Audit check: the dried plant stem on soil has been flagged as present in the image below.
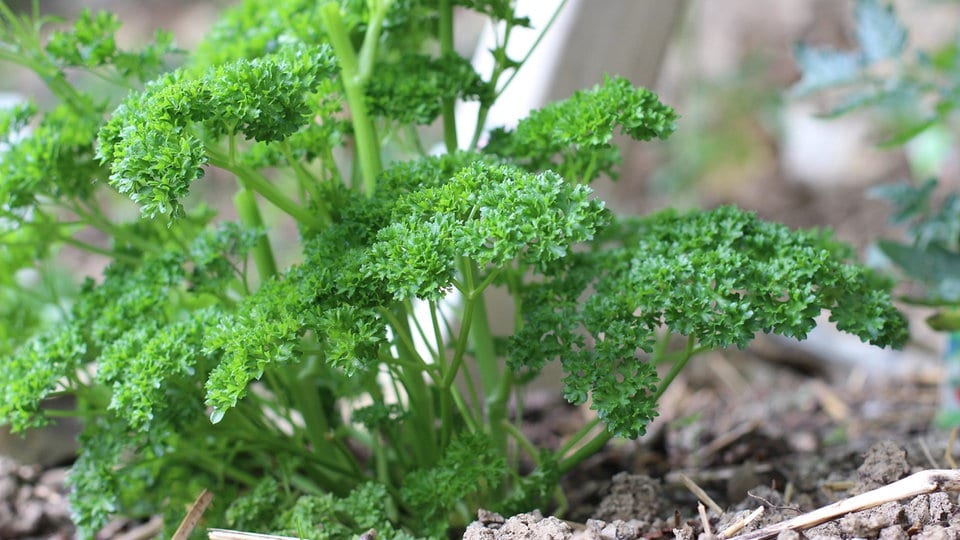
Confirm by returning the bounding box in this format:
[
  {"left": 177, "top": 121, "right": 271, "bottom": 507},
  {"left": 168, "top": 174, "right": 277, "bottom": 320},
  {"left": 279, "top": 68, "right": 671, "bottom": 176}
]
[
  {"left": 730, "top": 469, "right": 960, "bottom": 540},
  {"left": 208, "top": 529, "right": 300, "bottom": 539},
  {"left": 722, "top": 506, "right": 765, "bottom": 538},
  {"left": 680, "top": 472, "right": 724, "bottom": 516},
  {"left": 173, "top": 489, "right": 213, "bottom": 540}
]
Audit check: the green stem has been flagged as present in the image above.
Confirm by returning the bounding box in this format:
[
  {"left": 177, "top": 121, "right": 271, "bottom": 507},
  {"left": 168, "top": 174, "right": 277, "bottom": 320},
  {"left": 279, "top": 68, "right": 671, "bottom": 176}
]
[
  {"left": 500, "top": 419, "right": 539, "bottom": 465},
  {"left": 55, "top": 235, "right": 133, "bottom": 262},
  {"left": 62, "top": 200, "right": 154, "bottom": 253},
  {"left": 652, "top": 335, "right": 696, "bottom": 403},
  {"left": 468, "top": 0, "right": 569, "bottom": 150},
  {"left": 234, "top": 188, "right": 278, "bottom": 281},
  {"left": 438, "top": 0, "right": 458, "bottom": 152},
  {"left": 557, "top": 421, "right": 611, "bottom": 474},
  {"left": 279, "top": 142, "right": 332, "bottom": 225},
  {"left": 207, "top": 146, "right": 325, "bottom": 230},
  {"left": 357, "top": 0, "right": 392, "bottom": 81},
  {"left": 320, "top": 3, "right": 382, "bottom": 195},
  {"left": 378, "top": 308, "right": 442, "bottom": 380},
  {"left": 387, "top": 303, "right": 440, "bottom": 464},
  {"left": 289, "top": 372, "right": 362, "bottom": 474},
  {"left": 441, "top": 290, "right": 476, "bottom": 389},
  {"left": 493, "top": 0, "right": 569, "bottom": 100},
  {"left": 460, "top": 262, "right": 506, "bottom": 444}
]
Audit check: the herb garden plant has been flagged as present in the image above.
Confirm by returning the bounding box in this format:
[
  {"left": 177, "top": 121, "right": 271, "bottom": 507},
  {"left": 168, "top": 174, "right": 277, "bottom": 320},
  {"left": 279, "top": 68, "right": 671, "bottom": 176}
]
[{"left": 0, "top": 1, "right": 909, "bottom": 537}]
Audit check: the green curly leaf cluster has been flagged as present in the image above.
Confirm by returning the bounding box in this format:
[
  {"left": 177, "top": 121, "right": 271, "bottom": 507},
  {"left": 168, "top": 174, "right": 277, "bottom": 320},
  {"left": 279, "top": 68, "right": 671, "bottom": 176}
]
[
  {"left": 97, "top": 43, "right": 337, "bottom": 218},
  {"left": 191, "top": 0, "right": 329, "bottom": 66},
  {"left": 202, "top": 156, "right": 607, "bottom": 424},
  {"left": 193, "top": 0, "right": 525, "bottom": 69},
  {"left": 0, "top": 325, "right": 86, "bottom": 431},
  {"left": 0, "top": 99, "right": 103, "bottom": 210},
  {"left": 511, "top": 206, "right": 908, "bottom": 437},
  {"left": 366, "top": 160, "right": 607, "bottom": 300},
  {"left": 367, "top": 53, "right": 492, "bottom": 125},
  {"left": 271, "top": 482, "right": 414, "bottom": 540},
  {"left": 401, "top": 432, "right": 506, "bottom": 534},
  {"left": 203, "top": 272, "right": 325, "bottom": 421},
  {"left": 45, "top": 8, "right": 176, "bottom": 81},
  {"left": 240, "top": 78, "right": 347, "bottom": 169},
  {"left": 485, "top": 75, "right": 678, "bottom": 182}
]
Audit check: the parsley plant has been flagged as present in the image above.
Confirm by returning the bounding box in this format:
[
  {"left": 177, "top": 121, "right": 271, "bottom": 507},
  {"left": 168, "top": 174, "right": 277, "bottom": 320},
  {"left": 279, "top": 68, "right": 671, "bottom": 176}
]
[{"left": 0, "top": 1, "right": 907, "bottom": 537}]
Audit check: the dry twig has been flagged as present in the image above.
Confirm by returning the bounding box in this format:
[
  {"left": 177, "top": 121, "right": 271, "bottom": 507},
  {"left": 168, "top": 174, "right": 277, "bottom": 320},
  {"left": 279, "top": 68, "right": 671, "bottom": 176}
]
[
  {"left": 679, "top": 472, "right": 724, "bottom": 516},
  {"left": 173, "top": 489, "right": 213, "bottom": 540},
  {"left": 114, "top": 516, "right": 164, "bottom": 540},
  {"left": 208, "top": 529, "right": 301, "bottom": 540},
  {"left": 720, "top": 506, "right": 764, "bottom": 538},
  {"left": 697, "top": 419, "right": 761, "bottom": 461},
  {"left": 918, "top": 437, "right": 940, "bottom": 469},
  {"left": 728, "top": 469, "right": 960, "bottom": 540},
  {"left": 946, "top": 428, "right": 958, "bottom": 469},
  {"left": 698, "top": 502, "right": 713, "bottom": 536}
]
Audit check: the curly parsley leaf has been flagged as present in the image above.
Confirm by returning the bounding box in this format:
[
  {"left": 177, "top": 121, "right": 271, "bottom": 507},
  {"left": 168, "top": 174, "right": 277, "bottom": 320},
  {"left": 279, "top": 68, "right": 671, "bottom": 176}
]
[
  {"left": 270, "top": 482, "right": 414, "bottom": 540},
  {"left": 364, "top": 160, "right": 607, "bottom": 300},
  {"left": 485, "top": 75, "right": 677, "bottom": 183},
  {"left": 367, "top": 53, "right": 492, "bottom": 125},
  {"left": 45, "top": 8, "right": 176, "bottom": 82},
  {"left": 0, "top": 99, "right": 103, "bottom": 210},
  {"left": 512, "top": 206, "right": 908, "bottom": 437},
  {"left": 401, "top": 432, "right": 506, "bottom": 534},
  {"left": 97, "top": 43, "right": 337, "bottom": 219}
]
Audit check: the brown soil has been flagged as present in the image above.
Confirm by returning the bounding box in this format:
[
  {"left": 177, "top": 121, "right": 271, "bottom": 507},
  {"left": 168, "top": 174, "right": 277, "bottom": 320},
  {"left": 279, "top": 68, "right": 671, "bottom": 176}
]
[{"left": 464, "top": 349, "right": 955, "bottom": 540}]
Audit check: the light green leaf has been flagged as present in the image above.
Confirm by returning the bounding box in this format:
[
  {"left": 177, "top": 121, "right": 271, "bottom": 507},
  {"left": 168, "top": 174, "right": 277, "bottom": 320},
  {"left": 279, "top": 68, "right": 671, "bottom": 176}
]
[
  {"left": 792, "top": 43, "right": 861, "bottom": 95},
  {"left": 856, "top": 0, "right": 907, "bottom": 63}
]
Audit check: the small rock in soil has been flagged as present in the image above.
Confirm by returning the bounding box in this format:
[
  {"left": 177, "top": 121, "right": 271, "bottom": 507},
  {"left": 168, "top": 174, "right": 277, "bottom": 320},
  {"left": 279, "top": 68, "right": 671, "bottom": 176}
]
[{"left": 854, "top": 440, "right": 909, "bottom": 494}]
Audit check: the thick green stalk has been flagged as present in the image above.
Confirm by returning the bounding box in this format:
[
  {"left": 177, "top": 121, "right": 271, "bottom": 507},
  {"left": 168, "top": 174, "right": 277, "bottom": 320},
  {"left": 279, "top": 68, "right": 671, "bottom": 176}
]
[
  {"left": 279, "top": 142, "right": 332, "bottom": 224},
  {"left": 458, "top": 260, "right": 506, "bottom": 449},
  {"left": 385, "top": 304, "right": 442, "bottom": 464},
  {"left": 233, "top": 188, "right": 278, "bottom": 281},
  {"left": 320, "top": 3, "right": 382, "bottom": 195},
  {"left": 438, "top": 0, "right": 458, "bottom": 152}
]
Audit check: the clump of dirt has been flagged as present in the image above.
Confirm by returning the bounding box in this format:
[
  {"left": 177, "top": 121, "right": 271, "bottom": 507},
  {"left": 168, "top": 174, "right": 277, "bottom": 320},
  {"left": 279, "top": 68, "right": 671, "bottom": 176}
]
[
  {"left": 852, "top": 440, "right": 910, "bottom": 495},
  {"left": 592, "top": 473, "right": 663, "bottom": 523},
  {"left": 463, "top": 510, "right": 572, "bottom": 540}
]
